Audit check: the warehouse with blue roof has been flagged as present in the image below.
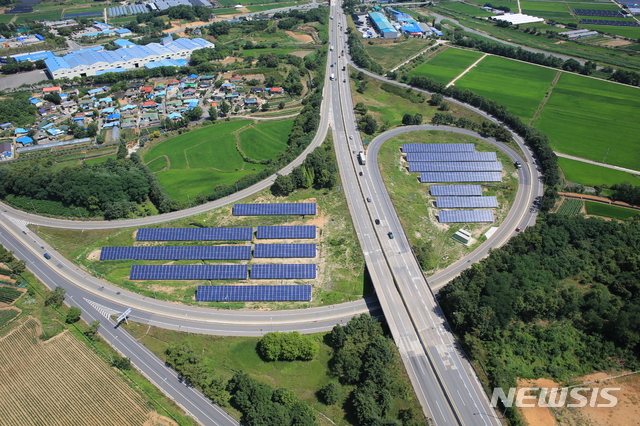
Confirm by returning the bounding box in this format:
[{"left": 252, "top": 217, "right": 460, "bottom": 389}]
[
  {"left": 368, "top": 12, "right": 398, "bottom": 38},
  {"left": 45, "top": 37, "right": 214, "bottom": 79}
]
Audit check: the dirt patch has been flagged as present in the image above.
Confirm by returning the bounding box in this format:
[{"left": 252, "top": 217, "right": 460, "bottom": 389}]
[
  {"left": 286, "top": 30, "right": 314, "bottom": 43},
  {"left": 241, "top": 73, "right": 265, "bottom": 82},
  {"left": 0, "top": 274, "right": 16, "bottom": 285},
  {"left": 166, "top": 20, "right": 208, "bottom": 33},
  {"left": 220, "top": 56, "right": 243, "bottom": 65},
  {"left": 289, "top": 50, "right": 313, "bottom": 58},
  {"left": 554, "top": 41, "right": 567, "bottom": 44},
  {"left": 87, "top": 249, "right": 101, "bottom": 261},
  {"left": 517, "top": 378, "right": 561, "bottom": 426},
  {"left": 143, "top": 412, "right": 179, "bottom": 426},
  {"left": 600, "top": 38, "right": 632, "bottom": 47}
]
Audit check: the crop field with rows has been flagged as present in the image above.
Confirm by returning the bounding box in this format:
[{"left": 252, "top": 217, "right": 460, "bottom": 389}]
[
  {"left": 556, "top": 198, "right": 584, "bottom": 216},
  {"left": 0, "top": 318, "right": 153, "bottom": 426},
  {"left": 0, "top": 286, "right": 22, "bottom": 304}
]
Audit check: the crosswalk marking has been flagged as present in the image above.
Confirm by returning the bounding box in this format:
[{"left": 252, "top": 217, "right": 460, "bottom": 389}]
[{"left": 6, "top": 215, "right": 31, "bottom": 231}]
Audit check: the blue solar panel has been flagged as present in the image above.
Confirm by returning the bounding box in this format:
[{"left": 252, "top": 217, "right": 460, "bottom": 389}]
[
  {"left": 402, "top": 143, "right": 475, "bottom": 153},
  {"left": 256, "top": 226, "right": 316, "bottom": 239},
  {"left": 420, "top": 172, "right": 502, "bottom": 183},
  {"left": 196, "top": 285, "right": 312, "bottom": 302},
  {"left": 130, "top": 265, "right": 248, "bottom": 280},
  {"left": 409, "top": 162, "right": 502, "bottom": 172},
  {"left": 254, "top": 244, "right": 316, "bottom": 258},
  {"left": 136, "top": 227, "right": 253, "bottom": 241},
  {"left": 100, "top": 246, "right": 251, "bottom": 260},
  {"left": 251, "top": 264, "right": 316, "bottom": 279},
  {"left": 436, "top": 196, "right": 498, "bottom": 208},
  {"left": 405, "top": 152, "right": 497, "bottom": 162},
  {"left": 430, "top": 185, "right": 483, "bottom": 196},
  {"left": 233, "top": 203, "right": 316, "bottom": 216},
  {"left": 439, "top": 210, "right": 494, "bottom": 223}
]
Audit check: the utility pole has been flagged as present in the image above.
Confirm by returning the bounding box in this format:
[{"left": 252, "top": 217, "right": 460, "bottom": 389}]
[
  {"left": 29, "top": 200, "right": 37, "bottom": 214},
  {"left": 602, "top": 147, "right": 610, "bottom": 164}
]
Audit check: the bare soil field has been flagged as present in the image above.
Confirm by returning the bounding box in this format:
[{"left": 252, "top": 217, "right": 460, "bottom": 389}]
[
  {"left": 286, "top": 30, "right": 313, "bottom": 43},
  {"left": 517, "top": 372, "right": 640, "bottom": 426},
  {"left": 0, "top": 317, "right": 168, "bottom": 426}
]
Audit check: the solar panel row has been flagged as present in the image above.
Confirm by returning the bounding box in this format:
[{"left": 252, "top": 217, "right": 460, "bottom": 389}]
[
  {"left": 405, "top": 152, "right": 497, "bottom": 162},
  {"left": 580, "top": 19, "right": 640, "bottom": 26},
  {"left": 436, "top": 196, "right": 499, "bottom": 208},
  {"left": 256, "top": 225, "right": 317, "bottom": 239},
  {"left": 408, "top": 161, "right": 502, "bottom": 172},
  {"left": 137, "top": 227, "right": 253, "bottom": 241},
  {"left": 430, "top": 185, "right": 483, "bottom": 196},
  {"left": 420, "top": 172, "right": 502, "bottom": 183},
  {"left": 101, "top": 246, "right": 251, "bottom": 260},
  {"left": 130, "top": 265, "right": 248, "bottom": 280},
  {"left": 233, "top": 203, "right": 317, "bottom": 216},
  {"left": 196, "top": 285, "right": 312, "bottom": 302},
  {"left": 253, "top": 244, "right": 317, "bottom": 258},
  {"left": 402, "top": 143, "right": 476, "bottom": 153},
  {"left": 251, "top": 264, "right": 316, "bottom": 279},
  {"left": 439, "top": 210, "right": 495, "bottom": 223},
  {"left": 573, "top": 9, "right": 625, "bottom": 17}
]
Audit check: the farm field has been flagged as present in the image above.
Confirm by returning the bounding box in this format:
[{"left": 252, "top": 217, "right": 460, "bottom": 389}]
[
  {"left": 364, "top": 38, "right": 434, "bottom": 70},
  {"left": 454, "top": 55, "right": 557, "bottom": 121},
  {"left": 142, "top": 120, "right": 292, "bottom": 202},
  {"left": 535, "top": 73, "right": 640, "bottom": 170},
  {"left": 521, "top": 1, "right": 573, "bottom": 19},
  {"left": 408, "top": 47, "right": 484, "bottom": 85},
  {"left": 580, "top": 24, "right": 640, "bottom": 39},
  {"left": 0, "top": 318, "right": 155, "bottom": 426},
  {"left": 557, "top": 157, "right": 640, "bottom": 188},
  {"left": 556, "top": 198, "right": 583, "bottom": 216},
  {"left": 438, "top": 1, "right": 494, "bottom": 17},
  {"left": 0, "top": 287, "right": 22, "bottom": 304},
  {"left": 585, "top": 201, "right": 640, "bottom": 220}
]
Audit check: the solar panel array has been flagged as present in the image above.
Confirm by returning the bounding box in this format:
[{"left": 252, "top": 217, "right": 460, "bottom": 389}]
[
  {"left": 405, "top": 152, "right": 497, "bottom": 162},
  {"left": 130, "top": 265, "right": 248, "bottom": 280},
  {"left": 580, "top": 19, "right": 640, "bottom": 26},
  {"left": 251, "top": 264, "right": 316, "bottom": 279},
  {"left": 439, "top": 210, "right": 495, "bottom": 223},
  {"left": 233, "top": 203, "right": 317, "bottom": 216},
  {"left": 100, "top": 246, "right": 251, "bottom": 261},
  {"left": 420, "top": 172, "right": 502, "bottom": 183},
  {"left": 409, "top": 162, "right": 502, "bottom": 172},
  {"left": 254, "top": 244, "right": 317, "bottom": 258},
  {"left": 402, "top": 143, "right": 476, "bottom": 153},
  {"left": 137, "top": 227, "right": 253, "bottom": 241},
  {"left": 436, "top": 196, "right": 499, "bottom": 208},
  {"left": 574, "top": 9, "right": 625, "bottom": 17},
  {"left": 257, "top": 226, "right": 316, "bottom": 239},
  {"left": 196, "top": 285, "right": 312, "bottom": 302},
  {"left": 430, "top": 185, "right": 483, "bottom": 196}
]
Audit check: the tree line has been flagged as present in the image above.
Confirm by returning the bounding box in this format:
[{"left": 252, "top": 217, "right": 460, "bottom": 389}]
[{"left": 438, "top": 214, "right": 640, "bottom": 425}]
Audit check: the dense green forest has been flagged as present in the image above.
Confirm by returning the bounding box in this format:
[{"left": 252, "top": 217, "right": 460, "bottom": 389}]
[
  {"left": 439, "top": 214, "right": 640, "bottom": 423},
  {"left": 0, "top": 151, "right": 173, "bottom": 219}
]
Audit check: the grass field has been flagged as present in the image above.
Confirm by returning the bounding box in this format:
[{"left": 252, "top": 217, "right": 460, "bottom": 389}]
[
  {"left": 142, "top": 120, "right": 291, "bottom": 202},
  {"left": 408, "top": 47, "right": 484, "bottom": 85},
  {"left": 364, "top": 38, "right": 434, "bottom": 70},
  {"left": 558, "top": 157, "right": 640, "bottom": 188},
  {"left": 439, "top": 1, "right": 494, "bottom": 17},
  {"left": 580, "top": 24, "right": 640, "bottom": 39},
  {"left": 535, "top": 73, "right": 640, "bottom": 170},
  {"left": 585, "top": 201, "right": 640, "bottom": 220},
  {"left": 239, "top": 121, "right": 292, "bottom": 162},
  {"left": 378, "top": 130, "right": 518, "bottom": 273},
  {"left": 0, "top": 318, "right": 154, "bottom": 425},
  {"left": 0, "top": 309, "right": 19, "bottom": 329},
  {"left": 83, "top": 154, "right": 115, "bottom": 165},
  {"left": 246, "top": 2, "right": 301, "bottom": 12},
  {"left": 454, "top": 55, "right": 557, "bottom": 120}
]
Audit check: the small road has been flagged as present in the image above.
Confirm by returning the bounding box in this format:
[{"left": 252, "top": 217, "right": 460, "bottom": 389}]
[{"left": 554, "top": 151, "right": 640, "bottom": 175}]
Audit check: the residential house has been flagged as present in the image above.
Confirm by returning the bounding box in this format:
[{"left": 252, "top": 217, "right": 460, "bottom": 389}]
[
  {"left": 0, "top": 142, "right": 12, "bottom": 158},
  {"left": 142, "top": 101, "right": 158, "bottom": 109},
  {"left": 221, "top": 83, "right": 235, "bottom": 91},
  {"left": 229, "top": 77, "right": 243, "bottom": 84},
  {"left": 250, "top": 87, "right": 265, "bottom": 94},
  {"left": 14, "top": 128, "right": 28, "bottom": 136},
  {"left": 167, "top": 112, "right": 182, "bottom": 120},
  {"left": 33, "top": 130, "right": 48, "bottom": 141},
  {"left": 16, "top": 136, "right": 34, "bottom": 145},
  {"left": 129, "top": 82, "right": 144, "bottom": 90},
  {"left": 0, "top": 123, "right": 13, "bottom": 131},
  {"left": 106, "top": 113, "right": 120, "bottom": 123},
  {"left": 141, "top": 87, "right": 153, "bottom": 95},
  {"left": 244, "top": 97, "right": 258, "bottom": 106},
  {"left": 225, "top": 91, "right": 239, "bottom": 99},
  {"left": 42, "top": 86, "right": 62, "bottom": 95},
  {"left": 268, "top": 87, "right": 284, "bottom": 94}
]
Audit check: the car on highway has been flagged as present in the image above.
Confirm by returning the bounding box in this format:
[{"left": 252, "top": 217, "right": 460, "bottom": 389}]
[
  {"left": 388, "top": 232, "right": 394, "bottom": 239},
  {"left": 516, "top": 227, "right": 522, "bottom": 232},
  {"left": 343, "top": 79, "right": 346, "bottom": 83},
  {"left": 43, "top": 253, "right": 51, "bottom": 259},
  {"left": 349, "top": 135, "right": 353, "bottom": 140},
  {"left": 366, "top": 197, "right": 372, "bottom": 202},
  {"left": 515, "top": 161, "right": 522, "bottom": 169},
  {"left": 359, "top": 171, "right": 363, "bottom": 176},
  {"left": 375, "top": 219, "right": 380, "bottom": 225}
]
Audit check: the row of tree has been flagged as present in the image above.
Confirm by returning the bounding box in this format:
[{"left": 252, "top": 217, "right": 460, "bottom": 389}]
[{"left": 258, "top": 331, "right": 319, "bottom": 361}]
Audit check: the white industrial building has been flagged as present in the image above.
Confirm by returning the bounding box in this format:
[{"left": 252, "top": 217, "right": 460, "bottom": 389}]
[
  {"left": 494, "top": 13, "right": 544, "bottom": 25},
  {"left": 45, "top": 37, "right": 214, "bottom": 79}
]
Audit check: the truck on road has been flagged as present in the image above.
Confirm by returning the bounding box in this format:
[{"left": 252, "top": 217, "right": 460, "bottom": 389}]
[
  {"left": 358, "top": 151, "right": 366, "bottom": 165},
  {"left": 330, "top": 73, "right": 335, "bottom": 80}
]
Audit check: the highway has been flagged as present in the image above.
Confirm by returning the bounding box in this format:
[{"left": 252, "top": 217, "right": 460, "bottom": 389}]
[{"left": 0, "top": 2, "right": 545, "bottom": 424}]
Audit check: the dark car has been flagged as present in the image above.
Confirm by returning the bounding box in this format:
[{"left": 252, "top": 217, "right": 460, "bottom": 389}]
[
  {"left": 43, "top": 253, "right": 51, "bottom": 260},
  {"left": 388, "top": 232, "right": 394, "bottom": 239},
  {"left": 515, "top": 161, "right": 522, "bottom": 169},
  {"left": 359, "top": 171, "right": 363, "bottom": 176},
  {"left": 375, "top": 219, "right": 380, "bottom": 225}
]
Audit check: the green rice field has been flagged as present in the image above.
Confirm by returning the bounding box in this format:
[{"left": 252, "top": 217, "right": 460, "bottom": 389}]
[
  {"left": 585, "top": 201, "right": 639, "bottom": 220},
  {"left": 142, "top": 119, "right": 292, "bottom": 202},
  {"left": 408, "top": 48, "right": 484, "bottom": 85},
  {"left": 558, "top": 157, "right": 640, "bottom": 188},
  {"left": 454, "top": 55, "right": 557, "bottom": 120},
  {"left": 535, "top": 73, "right": 640, "bottom": 170},
  {"left": 437, "top": 1, "right": 494, "bottom": 17},
  {"left": 580, "top": 24, "right": 640, "bottom": 39}
]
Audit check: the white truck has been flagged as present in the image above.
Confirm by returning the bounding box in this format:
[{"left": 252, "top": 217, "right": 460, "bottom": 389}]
[
  {"left": 358, "top": 151, "right": 366, "bottom": 165},
  {"left": 330, "top": 73, "right": 335, "bottom": 81}
]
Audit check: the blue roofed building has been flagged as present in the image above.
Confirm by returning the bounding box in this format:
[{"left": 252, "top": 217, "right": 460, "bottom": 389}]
[
  {"left": 45, "top": 38, "right": 214, "bottom": 79},
  {"left": 16, "top": 136, "right": 34, "bottom": 145},
  {"left": 5, "top": 50, "right": 56, "bottom": 63},
  {"left": 368, "top": 12, "right": 398, "bottom": 38},
  {"left": 114, "top": 28, "right": 133, "bottom": 36},
  {"left": 113, "top": 38, "right": 136, "bottom": 48}
]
